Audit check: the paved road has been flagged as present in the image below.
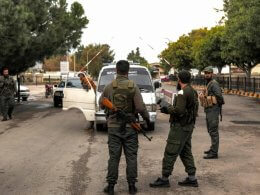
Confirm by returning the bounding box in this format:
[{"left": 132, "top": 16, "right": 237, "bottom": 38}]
[{"left": 0, "top": 85, "right": 259, "bottom": 195}]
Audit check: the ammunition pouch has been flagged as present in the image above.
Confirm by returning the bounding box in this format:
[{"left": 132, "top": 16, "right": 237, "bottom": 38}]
[{"left": 199, "top": 95, "right": 217, "bottom": 108}]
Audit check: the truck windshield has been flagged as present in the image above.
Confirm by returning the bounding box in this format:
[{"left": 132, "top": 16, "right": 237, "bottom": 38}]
[
  {"left": 98, "top": 68, "right": 153, "bottom": 92},
  {"left": 66, "top": 78, "right": 83, "bottom": 89}
]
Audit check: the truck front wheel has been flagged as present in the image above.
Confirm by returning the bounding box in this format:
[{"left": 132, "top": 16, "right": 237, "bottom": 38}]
[
  {"left": 149, "top": 122, "right": 155, "bottom": 131},
  {"left": 95, "top": 123, "right": 106, "bottom": 131}
]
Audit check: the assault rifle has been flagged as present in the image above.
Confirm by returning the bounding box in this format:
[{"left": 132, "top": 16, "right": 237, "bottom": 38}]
[{"left": 101, "top": 97, "right": 153, "bottom": 141}]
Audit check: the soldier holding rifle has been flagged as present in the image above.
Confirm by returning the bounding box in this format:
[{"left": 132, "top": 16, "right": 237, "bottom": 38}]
[{"left": 99, "top": 60, "right": 151, "bottom": 195}]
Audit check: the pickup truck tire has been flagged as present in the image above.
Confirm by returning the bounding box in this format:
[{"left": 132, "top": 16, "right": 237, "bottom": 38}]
[
  {"left": 22, "top": 97, "right": 28, "bottom": 101},
  {"left": 54, "top": 97, "right": 61, "bottom": 107},
  {"left": 149, "top": 122, "right": 155, "bottom": 131},
  {"left": 95, "top": 123, "right": 105, "bottom": 131}
]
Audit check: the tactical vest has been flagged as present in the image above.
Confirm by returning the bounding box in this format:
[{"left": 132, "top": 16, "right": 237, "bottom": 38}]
[
  {"left": 199, "top": 80, "right": 218, "bottom": 108},
  {"left": 111, "top": 79, "right": 135, "bottom": 114}
]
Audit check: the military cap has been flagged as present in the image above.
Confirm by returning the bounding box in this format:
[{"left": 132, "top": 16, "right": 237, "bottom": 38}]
[
  {"left": 204, "top": 66, "right": 213, "bottom": 73},
  {"left": 178, "top": 70, "right": 191, "bottom": 84}
]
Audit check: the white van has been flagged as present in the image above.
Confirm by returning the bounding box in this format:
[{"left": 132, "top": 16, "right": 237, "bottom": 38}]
[{"left": 95, "top": 65, "right": 159, "bottom": 131}]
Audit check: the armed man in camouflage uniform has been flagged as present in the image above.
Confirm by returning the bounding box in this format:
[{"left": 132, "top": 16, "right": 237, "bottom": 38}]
[
  {"left": 99, "top": 60, "right": 150, "bottom": 195},
  {"left": 0, "top": 67, "right": 16, "bottom": 121},
  {"left": 199, "top": 66, "right": 224, "bottom": 159},
  {"left": 150, "top": 70, "right": 199, "bottom": 188}
]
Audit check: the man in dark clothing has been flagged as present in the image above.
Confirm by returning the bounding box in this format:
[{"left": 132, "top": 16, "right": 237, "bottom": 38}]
[
  {"left": 199, "top": 66, "right": 224, "bottom": 159},
  {"left": 0, "top": 67, "right": 16, "bottom": 121},
  {"left": 99, "top": 60, "right": 150, "bottom": 195},
  {"left": 150, "top": 70, "right": 199, "bottom": 188}
]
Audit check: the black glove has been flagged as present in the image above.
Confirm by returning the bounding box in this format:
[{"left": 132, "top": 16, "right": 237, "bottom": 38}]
[{"left": 160, "top": 106, "right": 169, "bottom": 114}]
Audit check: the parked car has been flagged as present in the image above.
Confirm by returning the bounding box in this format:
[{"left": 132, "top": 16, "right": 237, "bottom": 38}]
[
  {"left": 95, "top": 64, "right": 159, "bottom": 131},
  {"left": 16, "top": 83, "right": 30, "bottom": 101},
  {"left": 160, "top": 75, "right": 170, "bottom": 82}
]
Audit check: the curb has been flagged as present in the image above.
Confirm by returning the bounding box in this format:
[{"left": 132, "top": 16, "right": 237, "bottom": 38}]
[
  {"left": 225, "top": 90, "right": 260, "bottom": 99},
  {"left": 169, "top": 82, "right": 260, "bottom": 100}
]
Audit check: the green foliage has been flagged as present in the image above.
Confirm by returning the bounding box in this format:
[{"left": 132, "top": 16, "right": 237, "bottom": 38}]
[
  {"left": 223, "top": 0, "right": 260, "bottom": 77},
  {"left": 160, "top": 28, "right": 208, "bottom": 72},
  {"left": 127, "top": 47, "right": 148, "bottom": 67},
  {"left": 0, "top": 0, "right": 88, "bottom": 74},
  {"left": 193, "top": 26, "right": 226, "bottom": 74},
  {"left": 159, "top": 0, "right": 260, "bottom": 78},
  {"left": 77, "top": 44, "right": 115, "bottom": 78}
]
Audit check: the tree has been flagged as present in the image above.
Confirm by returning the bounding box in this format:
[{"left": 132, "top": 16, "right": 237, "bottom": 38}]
[
  {"left": 78, "top": 44, "right": 115, "bottom": 78},
  {"left": 159, "top": 35, "right": 192, "bottom": 73},
  {"left": 43, "top": 56, "right": 65, "bottom": 72},
  {"left": 43, "top": 55, "right": 78, "bottom": 72},
  {"left": 0, "top": 0, "right": 88, "bottom": 74},
  {"left": 193, "top": 26, "right": 227, "bottom": 74},
  {"left": 160, "top": 28, "right": 208, "bottom": 73},
  {"left": 223, "top": 0, "right": 260, "bottom": 78},
  {"left": 127, "top": 47, "right": 148, "bottom": 67}
]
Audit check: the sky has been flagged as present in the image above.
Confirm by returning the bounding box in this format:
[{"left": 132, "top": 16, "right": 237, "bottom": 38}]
[{"left": 68, "top": 0, "right": 224, "bottom": 63}]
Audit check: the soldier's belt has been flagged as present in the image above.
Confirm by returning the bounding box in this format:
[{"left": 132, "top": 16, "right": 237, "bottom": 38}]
[{"left": 199, "top": 95, "right": 217, "bottom": 108}]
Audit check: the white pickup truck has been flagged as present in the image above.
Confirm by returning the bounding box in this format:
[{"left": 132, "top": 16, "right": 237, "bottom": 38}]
[{"left": 62, "top": 65, "right": 160, "bottom": 131}]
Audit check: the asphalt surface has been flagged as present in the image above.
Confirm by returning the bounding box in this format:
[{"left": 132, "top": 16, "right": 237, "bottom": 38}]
[{"left": 0, "top": 84, "right": 259, "bottom": 195}]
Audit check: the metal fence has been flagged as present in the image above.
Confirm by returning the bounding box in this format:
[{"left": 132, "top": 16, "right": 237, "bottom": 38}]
[
  {"left": 21, "top": 75, "right": 63, "bottom": 85},
  {"left": 190, "top": 76, "right": 260, "bottom": 93}
]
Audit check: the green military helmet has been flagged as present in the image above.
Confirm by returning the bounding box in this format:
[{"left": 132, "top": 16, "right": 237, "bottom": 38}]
[{"left": 203, "top": 66, "right": 214, "bottom": 73}]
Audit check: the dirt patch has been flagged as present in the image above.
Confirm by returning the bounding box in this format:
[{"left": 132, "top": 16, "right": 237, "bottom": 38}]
[{"left": 68, "top": 129, "right": 96, "bottom": 195}]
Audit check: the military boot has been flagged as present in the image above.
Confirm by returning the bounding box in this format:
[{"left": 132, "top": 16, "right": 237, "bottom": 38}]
[
  {"left": 203, "top": 152, "right": 218, "bottom": 159},
  {"left": 178, "top": 177, "right": 198, "bottom": 187},
  {"left": 149, "top": 177, "right": 170, "bottom": 188},
  {"left": 128, "top": 183, "right": 137, "bottom": 194},
  {"left": 204, "top": 149, "right": 212, "bottom": 154},
  {"left": 104, "top": 184, "right": 114, "bottom": 195},
  {"left": 8, "top": 114, "right": 12, "bottom": 120}
]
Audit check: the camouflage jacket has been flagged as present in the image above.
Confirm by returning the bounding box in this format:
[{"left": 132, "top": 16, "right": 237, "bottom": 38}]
[{"left": 0, "top": 76, "right": 16, "bottom": 97}]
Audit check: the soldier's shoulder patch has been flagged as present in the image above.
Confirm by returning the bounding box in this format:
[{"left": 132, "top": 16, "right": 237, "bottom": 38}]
[{"left": 178, "top": 90, "right": 184, "bottom": 95}]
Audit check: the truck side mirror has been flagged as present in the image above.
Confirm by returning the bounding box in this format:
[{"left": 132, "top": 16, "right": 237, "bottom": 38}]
[{"left": 154, "top": 81, "right": 160, "bottom": 89}]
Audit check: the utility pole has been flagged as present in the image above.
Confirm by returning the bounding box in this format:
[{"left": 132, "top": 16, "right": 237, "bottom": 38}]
[
  {"left": 73, "top": 55, "right": 76, "bottom": 72},
  {"left": 229, "top": 64, "right": 232, "bottom": 90},
  {"left": 87, "top": 51, "right": 89, "bottom": 64}
]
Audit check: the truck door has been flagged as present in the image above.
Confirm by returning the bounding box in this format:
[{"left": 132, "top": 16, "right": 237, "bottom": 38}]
[{"left": 63, "top": 75, "right": 96, "bottom": 121}]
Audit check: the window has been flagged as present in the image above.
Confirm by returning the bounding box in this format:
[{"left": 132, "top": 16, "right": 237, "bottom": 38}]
[
  {"left": 66, "top": 78, "right": 83, "bottom": 89},
  {"left": 98, "top": 68, "right": 153, "bottom": 92}
]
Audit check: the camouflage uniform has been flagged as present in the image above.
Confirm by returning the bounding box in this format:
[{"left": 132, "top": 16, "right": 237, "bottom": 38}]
[
  {"left": 0, "top": 75, "right": 16, "bottom": 119},
  {"left": 99, "top": 75, "right": 149, "bottom": 185},
  {"left": 162, "top": 84, "right": 198, "bottom": 177}
]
